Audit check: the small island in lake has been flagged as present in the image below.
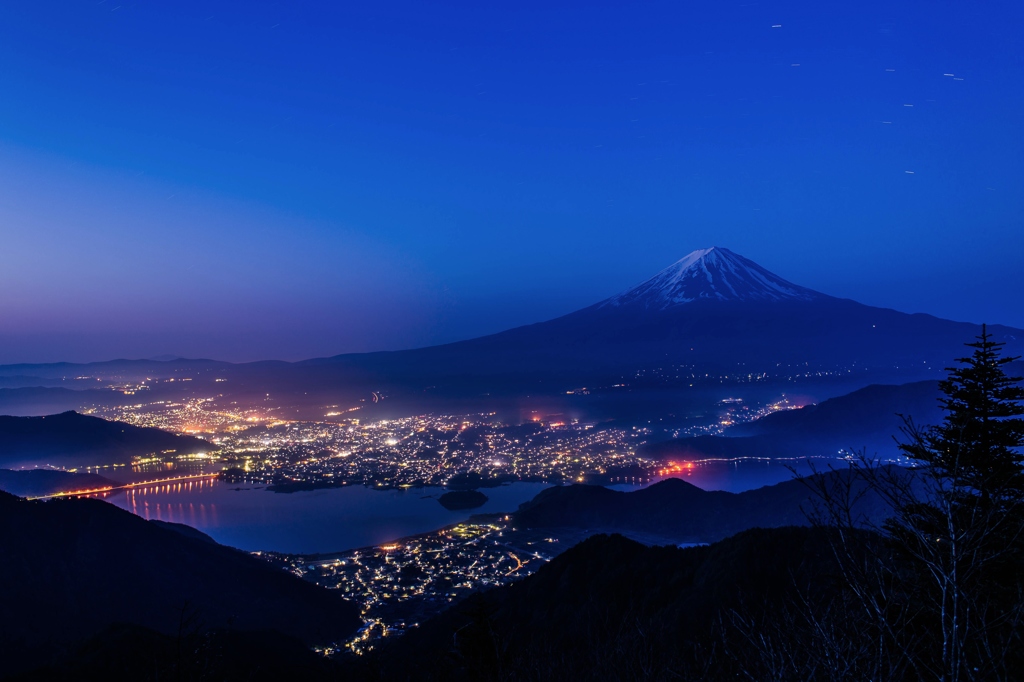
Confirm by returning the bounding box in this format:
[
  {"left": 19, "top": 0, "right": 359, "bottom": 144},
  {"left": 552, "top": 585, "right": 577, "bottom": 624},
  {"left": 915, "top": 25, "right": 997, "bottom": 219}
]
[{"left": 438, "top": 490, "right": 488, "bottom": 510}]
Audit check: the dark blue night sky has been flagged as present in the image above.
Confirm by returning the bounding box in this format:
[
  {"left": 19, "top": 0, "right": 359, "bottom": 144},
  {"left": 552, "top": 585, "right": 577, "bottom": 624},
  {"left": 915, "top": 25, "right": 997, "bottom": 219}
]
[{"left": 1, "top": 1, "right": 1021, "bottom": 362}]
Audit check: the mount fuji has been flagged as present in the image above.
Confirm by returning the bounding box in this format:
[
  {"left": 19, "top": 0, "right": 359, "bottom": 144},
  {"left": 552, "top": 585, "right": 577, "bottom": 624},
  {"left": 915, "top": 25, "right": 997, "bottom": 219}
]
[
  {"left": 292, "top": 247, "right": 1022, "bottom": 393},
  {"left": 3, "top": 248, "right": 1021, "bottom": 408},
  {"left": 602, "top": 247, "right": 822, "bottom": 309}
]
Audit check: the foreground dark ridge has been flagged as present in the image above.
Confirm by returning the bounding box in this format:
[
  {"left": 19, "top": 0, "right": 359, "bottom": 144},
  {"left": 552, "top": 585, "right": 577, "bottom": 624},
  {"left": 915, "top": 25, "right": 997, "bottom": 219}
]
[{"left": 0, "top": 490, "right": 360, "bottom": 679}]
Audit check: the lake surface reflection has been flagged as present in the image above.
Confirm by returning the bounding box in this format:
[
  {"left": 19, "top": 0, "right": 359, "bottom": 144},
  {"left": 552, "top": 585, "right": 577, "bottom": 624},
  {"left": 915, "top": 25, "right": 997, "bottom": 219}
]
[
  {"left": 110, "top": 480, "right": 550, "bottom": 553},
  {"left": 107, "top": 457, "right": 843, "bottom": 553},
  {"left": 610, "top": 457, "right": 844, "bottom": 493}
]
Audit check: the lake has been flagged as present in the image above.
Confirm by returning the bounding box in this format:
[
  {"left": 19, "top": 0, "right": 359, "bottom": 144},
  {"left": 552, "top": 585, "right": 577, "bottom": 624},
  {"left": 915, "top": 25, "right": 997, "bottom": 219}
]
[
  {"left": 106, "top": 457, "right": 843, "bottom": 553},
  {"left": 109, "top": 479, "right": 551, "bottom": 553},
  {"left": 641, "top": 456, "right": 841, "bottom": 493}
]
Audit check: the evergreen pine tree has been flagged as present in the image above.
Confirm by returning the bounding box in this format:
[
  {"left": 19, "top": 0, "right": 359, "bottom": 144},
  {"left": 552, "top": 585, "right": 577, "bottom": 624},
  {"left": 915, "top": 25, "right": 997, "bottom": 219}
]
[
  {"left": 898, "top": 324, "right": 1024, "bottom": 502},
  {"left": 886, "top": 324, "right": 1024, "bottom": 681}
]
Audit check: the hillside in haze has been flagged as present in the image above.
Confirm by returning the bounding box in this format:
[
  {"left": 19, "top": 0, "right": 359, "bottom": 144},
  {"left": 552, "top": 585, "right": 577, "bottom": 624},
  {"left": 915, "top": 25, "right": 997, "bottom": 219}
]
[
  {"left": 0, "top": 490, "right": 361, "bottom": 678},
  {"left": 644, "top": 380, "right": 944, "bottom": 460},
  {"left": 0, "top": 411, "right": 211, "bottom": 468}
]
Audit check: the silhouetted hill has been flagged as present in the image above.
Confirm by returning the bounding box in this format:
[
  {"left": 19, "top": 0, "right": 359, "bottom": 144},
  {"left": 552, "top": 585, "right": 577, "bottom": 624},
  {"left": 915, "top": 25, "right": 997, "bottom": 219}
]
[
  {"left": 732, "top": 380, "right": 942, "bottom": 439},
  {"left": 0, "top": 411, "right": 212, "bottom": 468},
  {"left": 0, "top": 468, "right": 121, "bottom": 498},
  {"left": 644, "top": 380, "right": 943, "bottom": 460},
  {"left": 513, "top": 469, "right": 893, "bottom": 543},
  {"left": 364, "top": 527, "right": 871, "bottom": 681},
  {"left": 0, "top": 490, "right": 360, "bottom": 678},
  {"left": 438, "top": 490, "right": 489, "bottom": 510},
  {"left": 149, "top": 519, "right": 218, "bottom": 544}
]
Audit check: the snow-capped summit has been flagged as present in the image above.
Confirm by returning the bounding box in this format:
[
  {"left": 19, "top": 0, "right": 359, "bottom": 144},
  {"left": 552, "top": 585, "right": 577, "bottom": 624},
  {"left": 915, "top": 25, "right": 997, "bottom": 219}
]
[{"left": 603, "top": 247, "right": 822, "bottom": 309}]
